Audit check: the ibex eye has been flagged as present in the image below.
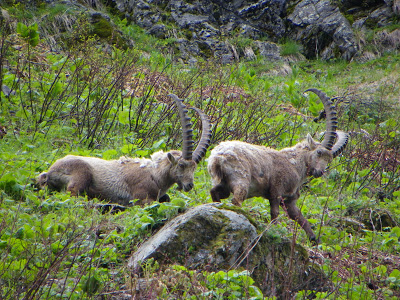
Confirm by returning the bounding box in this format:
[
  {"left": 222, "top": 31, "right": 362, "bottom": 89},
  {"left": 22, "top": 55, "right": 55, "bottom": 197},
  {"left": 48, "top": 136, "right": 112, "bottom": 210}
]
[{"left": 178, "top": 162, "right": 185, "bottom": 168}]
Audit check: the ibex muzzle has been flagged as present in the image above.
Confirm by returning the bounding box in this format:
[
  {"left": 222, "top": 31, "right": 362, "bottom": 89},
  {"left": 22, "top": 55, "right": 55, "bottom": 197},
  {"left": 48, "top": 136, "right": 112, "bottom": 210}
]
[{"left": 207, "top": 89, "right": 349, "bottom": 242}]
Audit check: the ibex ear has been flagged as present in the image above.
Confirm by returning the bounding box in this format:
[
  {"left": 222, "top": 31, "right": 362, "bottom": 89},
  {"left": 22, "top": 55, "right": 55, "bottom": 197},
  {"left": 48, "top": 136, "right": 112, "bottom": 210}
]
[
  {"left": 167, "top": 152, "right": 177, "bottom": 165},
  {"left": 306, "top": 133, "right": 318, "bottom": 149}
]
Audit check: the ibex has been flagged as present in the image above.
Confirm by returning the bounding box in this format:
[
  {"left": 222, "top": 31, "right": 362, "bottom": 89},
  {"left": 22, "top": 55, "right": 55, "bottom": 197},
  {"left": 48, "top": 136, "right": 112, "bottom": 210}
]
[
  {"left": 37, "top": 95, "right": 212, "bottom": 206},
  {"left": 207, "top": 89, "right": 349, "bottom": 242}
]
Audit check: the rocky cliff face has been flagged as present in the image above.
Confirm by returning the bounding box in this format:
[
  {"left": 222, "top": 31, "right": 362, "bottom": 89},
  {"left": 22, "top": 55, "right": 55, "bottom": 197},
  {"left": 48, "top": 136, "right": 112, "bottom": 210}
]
[
  {"left": 287, "top": 0, "right": 358, "bottom": 60},
  {"left": 7, "top": 0, "right": 398, "bottom": 61},
  {"left": 111, "top": 0, "right": 399, "bottom": 61}
]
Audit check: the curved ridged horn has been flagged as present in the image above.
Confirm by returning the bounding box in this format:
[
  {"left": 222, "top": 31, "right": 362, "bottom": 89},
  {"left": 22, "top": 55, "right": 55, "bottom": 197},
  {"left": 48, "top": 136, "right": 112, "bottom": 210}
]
[
  {"left": 332, "top": 130, "right": 349, "bottom": 158},
  {"left": 190, "top": 107, "right": 212, "bottom": 164},
  {"left": 169, "top": 94, "right": 194, "bottom": 160},
  {"left": 305, "top": 88, "right": 338, "bottom": 150}
]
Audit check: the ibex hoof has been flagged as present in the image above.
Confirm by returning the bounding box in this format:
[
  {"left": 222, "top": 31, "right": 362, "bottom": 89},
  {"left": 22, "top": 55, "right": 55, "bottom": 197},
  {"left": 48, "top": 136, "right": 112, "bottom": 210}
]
[
  {"left": 159, "top": 194, "right": 170, "bottom": 203},
  {"left": 309, "top": 236, "right": 320, "bottom": 245},
  {"left": 232, "top": 199, "right": 243, "bottom": 207}
]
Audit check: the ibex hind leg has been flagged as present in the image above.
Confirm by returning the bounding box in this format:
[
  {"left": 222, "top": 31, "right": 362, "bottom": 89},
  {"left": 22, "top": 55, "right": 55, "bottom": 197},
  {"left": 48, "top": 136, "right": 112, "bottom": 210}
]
[
  {"left": 231, "top": 184, "right": 248, "bottom": 206},
  {"left": 210, "top": 183, "right": 230, "bottom": 202},
  {"left": 269, "top": 197, "right": 281, "bottom": 223}
]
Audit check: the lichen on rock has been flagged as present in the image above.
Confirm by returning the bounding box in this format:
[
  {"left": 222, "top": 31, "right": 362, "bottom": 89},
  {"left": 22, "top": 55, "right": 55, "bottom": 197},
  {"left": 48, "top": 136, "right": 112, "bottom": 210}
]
[{"left": 127, "top": 203, "right": 329, "bottom": 297}]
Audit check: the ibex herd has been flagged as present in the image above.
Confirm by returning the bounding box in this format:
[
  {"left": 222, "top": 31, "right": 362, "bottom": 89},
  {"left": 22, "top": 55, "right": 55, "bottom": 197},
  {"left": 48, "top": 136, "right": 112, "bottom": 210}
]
[{"left": 37, "top": 89, "right": 349, "bottom": 242}]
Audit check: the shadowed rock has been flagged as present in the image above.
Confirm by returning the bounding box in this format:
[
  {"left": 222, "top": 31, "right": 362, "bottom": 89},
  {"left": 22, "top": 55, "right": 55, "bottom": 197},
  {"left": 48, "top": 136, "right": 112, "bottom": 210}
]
[{"left": 287, "top": 0, "right": 358, "bottom": 60}]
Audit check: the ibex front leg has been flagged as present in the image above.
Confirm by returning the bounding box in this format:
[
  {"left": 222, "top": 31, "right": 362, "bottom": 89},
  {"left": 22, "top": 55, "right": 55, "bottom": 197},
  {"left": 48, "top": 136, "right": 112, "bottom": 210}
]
[
  {"left": 283, "top": 193, "right": 317, "bottom": 243},
  {"left": 210, "top": 183, "right": 230, "bottom": 202}
]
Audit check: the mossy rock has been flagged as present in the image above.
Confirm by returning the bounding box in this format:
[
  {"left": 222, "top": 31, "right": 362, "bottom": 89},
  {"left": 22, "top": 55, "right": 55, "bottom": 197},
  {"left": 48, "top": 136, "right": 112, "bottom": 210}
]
[
  {"left": 345, "top": 203, "right": 398, "bottom": 231},
  {"left": 91, "top": 14, "right": 113, "bottom": 38},
  {"left": 127, "top": 203, "right": 328, "bottom": 297},
  {"left": 90, "top": 13, "right": 130, "bottom": 49},
  {"left": 359, "top": 208, "right": 397, "bottom": 231},
  {"left": 128, "top": 203, "right": 258, "bottom": 271}
]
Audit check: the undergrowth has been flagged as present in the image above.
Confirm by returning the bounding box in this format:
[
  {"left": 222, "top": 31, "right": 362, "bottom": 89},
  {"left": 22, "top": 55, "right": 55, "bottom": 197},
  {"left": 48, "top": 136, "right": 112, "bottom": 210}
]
[{"left": 0, "top": 3, "right": 399, "bottom": 300}]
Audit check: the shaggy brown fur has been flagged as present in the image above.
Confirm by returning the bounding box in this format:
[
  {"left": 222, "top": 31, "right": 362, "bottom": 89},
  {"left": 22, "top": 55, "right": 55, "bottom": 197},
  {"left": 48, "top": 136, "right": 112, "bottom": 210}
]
[
  {"left": 37, "top": 150, "right": 196, "bottom": 206},
  {"left": 208, "top": 88, "right": 349, "bottom": 242},
  {"left": 207, "top": 136, "right": 332, "bottom": 241},
  {"left": 37, "top": 94, "right": 212, "bottom": 206}
]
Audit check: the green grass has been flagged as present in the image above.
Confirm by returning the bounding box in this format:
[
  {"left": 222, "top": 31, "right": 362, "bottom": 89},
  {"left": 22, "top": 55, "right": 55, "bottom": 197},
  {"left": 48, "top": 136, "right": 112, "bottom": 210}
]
[
  {"left": 1, "top": 2, "right": 400, "bottom": 299},
  {"left": 280, "top": 40, "right": 303, "bottom": 56}
]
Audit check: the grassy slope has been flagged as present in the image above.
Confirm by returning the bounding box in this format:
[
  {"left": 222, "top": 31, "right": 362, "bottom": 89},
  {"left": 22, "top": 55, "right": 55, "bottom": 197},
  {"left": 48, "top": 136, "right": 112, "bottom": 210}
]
[{"left": 1, "top": 3, "right": 400, "bottom": 299}]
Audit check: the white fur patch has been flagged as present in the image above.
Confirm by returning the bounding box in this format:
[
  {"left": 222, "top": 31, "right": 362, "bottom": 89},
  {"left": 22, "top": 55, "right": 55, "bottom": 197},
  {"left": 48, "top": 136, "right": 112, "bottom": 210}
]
[
  {"left": 212, "top": 141, "right": 270, "bottom": 159},
  {"left": 117, "top": 156, "right": 131, "bottom": 164},
  {"left": 117, "top": 156, "right": 155, "bottom": 168},
  {"left": 150, "top": 150, "right": 168, "bottom": 168}
]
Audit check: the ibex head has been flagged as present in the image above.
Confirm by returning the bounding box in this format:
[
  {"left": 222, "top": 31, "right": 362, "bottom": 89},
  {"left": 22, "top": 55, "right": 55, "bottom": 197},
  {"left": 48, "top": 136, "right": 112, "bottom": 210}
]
[
  {"left": 304, "top": 88, "right": 349, "bottom": 178},
  {"left": 168, "top": 94, "right": 212, "bottom": 192},
  {"left": 300, "top": 134, "right": 333, "bottom": 178}
]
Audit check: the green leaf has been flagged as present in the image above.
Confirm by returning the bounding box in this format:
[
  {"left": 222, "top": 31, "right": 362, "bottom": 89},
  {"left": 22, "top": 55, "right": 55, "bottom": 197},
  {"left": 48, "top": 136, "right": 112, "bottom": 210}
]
[
  {"left": 391, "top": 227, "right": 400, "bottom": 238},
  {"left": 11, "top": 239, "right": 28, "bottom": 256},
  {"left": 135, "top": 149, "right": 148, "bottom": 157},
  {"left": 171, "top": 199, "right": 186, "bottom": 208},
  {"left": 50, "top": 81, "right": 62, "bottom": 98},
  {"left": 389, "top": 269, "right": 400, "bottom": 279},
  {"left": 29, "top": 34, "right": 39, "bottom": 47},
  {"left": 309, "top": 98, "right": 324, "bottom": 116},
  {"left": 118, "top": 110, "right": 130, "bottom": 125},
  {"left": 121, "top": 144, "right": 135, "bottom": 154},
  {"left": 16, "top": 22, "right": 28, "bottom": 37},
  {"left": 374, "top": 265, "right": 387, "bottom": 276},
  {"left": 103, "top": 149, "right": 118, "bottom": 160},
  {"left": 361, "top": 265, "right": 368, "bottom": 273},
  {"left": 51, "top": 241, "right": 63, "bottom": 254},
  {"left": 387, "top": 118, "right": 397, "bottom": 127},
  {"left": 357, "top": 169, "right": 369, "bottom": 177},
  {"left": 333, "top": 245, "right": 342, "bottom": 251},
  {"left": 152, "top": 139, "right": 166, "bottom": 150},
  {"left": 139, "top": 215, "right": 154, "bottom": 225},
  {"left": 23, "top": 224, "right": 35, "bottom": 239},
  {"left": 17, "top": 23, "right": 40, "bottom": 47},
  {"left": 52, "top": 56, "right": 67, "bottom": 68},
  {"left": 8, "top": 259, "right": 27, "bottom": 272},
  {"left": 0, "top": 240, "right": 7, "bottom": 249},
  {"left": 14, "top": 228, "right": 24, "bottom": 239}
]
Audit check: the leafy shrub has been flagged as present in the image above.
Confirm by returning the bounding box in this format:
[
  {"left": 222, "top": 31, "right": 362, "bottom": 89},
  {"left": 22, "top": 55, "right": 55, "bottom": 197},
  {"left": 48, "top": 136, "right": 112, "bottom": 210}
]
[{"left": 1, "top": 2, "right": 400, "bottom": 299}]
